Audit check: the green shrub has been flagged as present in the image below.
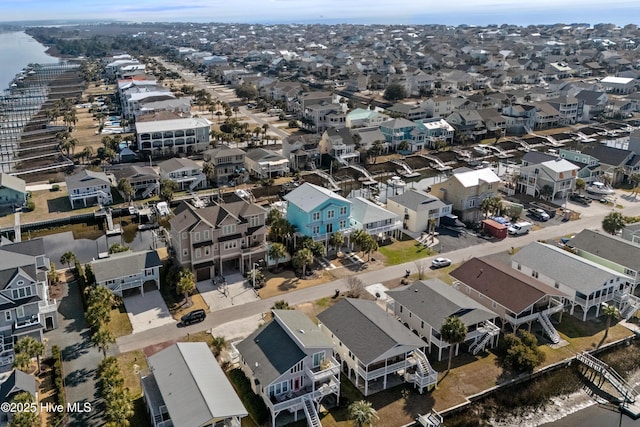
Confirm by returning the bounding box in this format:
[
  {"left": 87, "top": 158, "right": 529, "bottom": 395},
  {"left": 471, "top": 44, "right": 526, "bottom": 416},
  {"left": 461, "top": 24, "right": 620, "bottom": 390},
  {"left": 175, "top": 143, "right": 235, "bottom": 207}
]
[
  {"left": 51, "top": 185, "right": 60, "bottom": 192},
  {"left": 26, "top": 200, "right": 35, "bottom": 212},
  {"left": 228, "top": 368, "right": 269, "bottom": 425}
]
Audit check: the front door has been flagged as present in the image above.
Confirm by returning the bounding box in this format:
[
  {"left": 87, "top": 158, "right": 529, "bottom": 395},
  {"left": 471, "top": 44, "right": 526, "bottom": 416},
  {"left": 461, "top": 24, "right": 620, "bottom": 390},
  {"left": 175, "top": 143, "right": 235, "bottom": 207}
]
[{"left": 293, "top": 376, "right": 303, "bottom": 391}]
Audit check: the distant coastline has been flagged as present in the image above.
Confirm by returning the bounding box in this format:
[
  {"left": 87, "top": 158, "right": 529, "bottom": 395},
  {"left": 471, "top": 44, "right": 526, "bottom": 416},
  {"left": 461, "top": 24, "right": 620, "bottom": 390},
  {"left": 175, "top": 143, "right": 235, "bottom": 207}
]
[{"left": 0, "top": 31, "right": 58, "bottom": 90}]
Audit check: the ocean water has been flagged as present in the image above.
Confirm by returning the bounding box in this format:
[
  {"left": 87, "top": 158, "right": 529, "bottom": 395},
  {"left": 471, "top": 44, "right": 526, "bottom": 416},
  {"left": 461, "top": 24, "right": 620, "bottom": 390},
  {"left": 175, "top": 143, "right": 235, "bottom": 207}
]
[{"left": 0, "top": 31, "right": 57, "bottom": 91}]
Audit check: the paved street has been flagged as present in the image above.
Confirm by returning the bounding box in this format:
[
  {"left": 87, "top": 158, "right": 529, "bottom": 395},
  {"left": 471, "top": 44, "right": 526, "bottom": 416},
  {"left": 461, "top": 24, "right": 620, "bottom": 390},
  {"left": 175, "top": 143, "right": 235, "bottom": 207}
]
[{"left": 117, "top": 190, "right": 640, "bottom": 353}]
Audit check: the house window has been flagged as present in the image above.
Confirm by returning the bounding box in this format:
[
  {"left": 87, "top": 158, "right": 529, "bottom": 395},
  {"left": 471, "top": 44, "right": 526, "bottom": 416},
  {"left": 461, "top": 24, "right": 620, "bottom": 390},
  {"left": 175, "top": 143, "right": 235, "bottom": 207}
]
[
  {"left": 182, "top": 232, "right": 188, "bottom": 240},
  {"left": 222, "top": 224, "right": 236, "bottom": 235},
  {"left": 194, "top": 232, "right": 200, "bottom": 242},
  {"left": 312, "top": 226, "right": 320, "bottom": 235},
  {"left": 339, "top": 220, "right": 347, "bottom": 229},
  {"left": 326, "top": 224, "right": 333, "bottom": 234},
  {"left": 469, "top": 199, "right": 476, "bottom": 207},
  {"left": 16, "top": 307, "right": 24, "bottom": 318},
  {"left": 312, "top": 352, "right": 325, "bottom": 368},
  {"left": 421, "top": 321, "right": 424, "bottom": 329},
  {"left": 400, "top": 306, "right": 403, "bottom": 313},
  {"left": 223, "top": 241, "right": 238, "bottom": 250},
  {"left": 183, "top": 249, "right": 188, "bottom": 256},
  {"left": 327, "top": 210, "right": 335, "bottom": 219},
  {"left": 204, "top": 247, "right": 210, "bottom": 256},
  {"left": 4, "top": 311, "right": 10, "bottom": 321},
  {"left": 290, "top": 360, "right": 304, "bottom": 373},
  {"left": 555, "top": 281, "right": 560, "bottom": 289},
  {"left": 195, "top": 248, "right": 201, "bottom": 258},
  {"left": 492, "top": 301, "right": 497, "bottom": 308},
  {"left": 203, "top": 230, "right": 209, "bottom": 240},
  {"left": 249, "top": 216, "right": 261, "bottom": 227},
  {"left": 312, "top": 212, "right": 321, "bottom": 221},
  {"left": 270, "top": 381, "right": 290, "bottom": 397},
  {"left": 340, "top": 206, "right": 347, "bottom": 215},
  {"left": 532, "top": 271, "right": 539, "bottom": 278},
  {"left": 488, "top": 183, "right": 493, "bottom": 190}
]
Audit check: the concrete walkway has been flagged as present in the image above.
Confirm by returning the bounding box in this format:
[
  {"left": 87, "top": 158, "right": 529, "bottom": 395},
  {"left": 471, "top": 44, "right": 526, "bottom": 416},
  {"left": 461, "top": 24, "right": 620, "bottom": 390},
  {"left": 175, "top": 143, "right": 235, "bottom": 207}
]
[
  {"left": 123, "top": 291, "right": 175, "bottom": 334},
  {"left": 46, "top": 281, "right": 112, "bottom": 426},
  {"left": 117, "top": 189, "right": 640, "bottom": 354},
  {"left": 196, "top": 273, "right": 260, "bottom": 311}
]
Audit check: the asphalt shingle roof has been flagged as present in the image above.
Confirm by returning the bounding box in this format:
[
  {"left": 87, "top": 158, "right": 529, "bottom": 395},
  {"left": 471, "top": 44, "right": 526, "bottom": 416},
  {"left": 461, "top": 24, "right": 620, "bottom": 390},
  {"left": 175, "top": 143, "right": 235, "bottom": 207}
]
[
  {"left": 569, "top": 229, "right": 640, "bottom": 272},
  {"left": 91, "top": 250, "right": 161, "bottom": 283}
]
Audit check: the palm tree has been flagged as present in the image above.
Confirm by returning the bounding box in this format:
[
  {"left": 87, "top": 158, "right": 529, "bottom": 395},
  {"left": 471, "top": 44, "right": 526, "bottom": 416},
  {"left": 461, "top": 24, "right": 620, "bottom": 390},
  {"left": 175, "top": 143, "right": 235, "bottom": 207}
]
[
  {"left": 103, "top": 387, "right": 134, "bottom": 425},
  {"left": 575, "top": 178, "right": 586, "bottom": 194},
  {"left": 211, "top": 336, "right": 227, "bottom": 358},
  {"left": 81, "top": 146, "right": 94, "bottom": 165},
  {"left": 602, "top": 211, "right": 625, "bottom": 235},
  {"left": 9, "top": 391, "right": 40, "bottom": 426},
  {"left": 292, "top": 247, "right": 314, "bottom": 277},
  {"left": 60, "top": 251, "right": 77, "bottom": 269},
  {"left": 177, "top": 269, "right": 196, "bottom": 306},
  {"left": 441, "top": 316, "right": 468, "bottom": 372},
  {"left": 15, "top": 336, "right": 45, "bottom": 373},
  {"left": 348, "top": 400, "right": 379, "bottom": 427},
  {"left": 272, "top": 300, "right": 291, "bottom": 310},
  {"left": 117, "top": 178, "right": 134, "bottom": 202},
  {"left": 202, "top": 161, "right": 215, "bottom": 187},
  {"left": 268, "top": 242, "right": 286, "bottom": 271},
  {"left": 539, "top": 184, "right": 554, "bottom": 200},
  {"left": 328, "top": 231, "right": 345, "bottom": 253},
  {"left": 13, "top": 351, "right": 31, "bottom": 373},
  {"left": 92, "top": 324, "right": 115, "bottom": 358},
  {"left": 360, "top": 234, "right": 379, "bottom": 262},
  {"left": 602, "top": 305, "right": 620, "bottom": 340}
]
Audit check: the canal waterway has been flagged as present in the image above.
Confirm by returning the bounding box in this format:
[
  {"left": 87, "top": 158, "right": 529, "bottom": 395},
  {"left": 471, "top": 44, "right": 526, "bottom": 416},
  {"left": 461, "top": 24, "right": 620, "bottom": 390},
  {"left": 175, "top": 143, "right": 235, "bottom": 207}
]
[{"left": 0, "top": 31, "right": 57, "bottom": 90}]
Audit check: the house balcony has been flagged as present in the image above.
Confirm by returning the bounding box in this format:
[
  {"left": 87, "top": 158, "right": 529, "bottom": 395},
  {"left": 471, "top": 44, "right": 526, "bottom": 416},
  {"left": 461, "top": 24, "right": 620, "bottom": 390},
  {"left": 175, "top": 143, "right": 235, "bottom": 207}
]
[
  {"left": 363, "top": 221, "right": 403, "bottom": 236},
  {"left": 241, "top": 241, "right": 267, "bottom": 255},
  {"left": 357, "top": 358, "right": 412, "bottom": 381},
  {"left": 169, "top": 174, "right": 201, "bottom": 184},
  {"left": 504, "top": 310, "right": 542, "bottom": 327},
  {"left": 38, "top": 299, "right": 58, "bottom": 314},
  {"left": 305, "top": 356, "right": 340, "bottom": 382},
  {"left": 267, "top": 378, "right": 340, "bottom": 413},
  {"left": 14, "top": 313, "right": 43, "bottom": 332}
]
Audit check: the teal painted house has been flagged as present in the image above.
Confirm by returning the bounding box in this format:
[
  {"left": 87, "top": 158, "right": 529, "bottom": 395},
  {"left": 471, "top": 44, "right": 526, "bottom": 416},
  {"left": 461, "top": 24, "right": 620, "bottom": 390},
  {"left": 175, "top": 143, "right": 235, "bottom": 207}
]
[
  {"left": 0, "top": 174, "right": 26, "bottom": 208},
  {"left": 284, "top": 183, "right": 352, "bottom": 242}
]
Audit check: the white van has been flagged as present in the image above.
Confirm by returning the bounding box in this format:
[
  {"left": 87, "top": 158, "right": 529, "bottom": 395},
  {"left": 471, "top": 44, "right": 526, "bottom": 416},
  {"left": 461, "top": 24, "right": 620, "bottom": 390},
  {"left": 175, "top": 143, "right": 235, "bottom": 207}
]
[{"left": 508, "top": 221, "right": 532, "bottom": 235}]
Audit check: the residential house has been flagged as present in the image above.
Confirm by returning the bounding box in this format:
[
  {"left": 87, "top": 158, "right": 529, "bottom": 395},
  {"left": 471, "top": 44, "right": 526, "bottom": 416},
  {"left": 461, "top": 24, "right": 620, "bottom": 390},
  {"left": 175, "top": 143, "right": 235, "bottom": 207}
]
[
  {"left": 237, "top": 310, "right": 340, "bottom": 427},
  {"left": 450, "top": 257, "right": 567, "bottom": 340},
  {"left": 352, "top": 127, "right": 387, "bottom": 153},
  {"left": 574, "top": 90, "right": 608, "bottom": 121},
  {"left": 600, "top": 76, "right": 636, "bottom": 94},
  {"left": 416, "top": 118, "right": 456, "bottom": 149},
  {"left": 346, "top": 108, "right": 388, "bottom": 128},
  {"left": 533, "top": 102, "right": 560, "bottom": 130},
  {"left": 348, "top": 196, "right": 402, "bottom": 240},
  {"left": 0, "top": 370, "right": 37, "bottom": 425},
  {"left": 386, "top": 103, "right": 429, "bottom": 121},
  {"left": 303, "top": 102, "right": 345, "bottom": 133},
  {"left": 501, "top": 104, "right": 537, "bottom": 134},
  {"left": 567, "top": 230, "right": 640, "bottom": 318},
  {"left": 512, "top": 242, "right": 632, "bottom": 320},
  {"left": 142, "top": 342, "right": 247, "bottom": 427},
  {"left": 319, "top": 128, "right": 360, "bottom": 165},
  {"left": 135, "top": 116, "right": 212, "bottom": 155},
  {"left": 203, "top": 147, "right": 249, "bottom": 186},
  {"left": 518, "top": 157, "right": 579, "bottom": 200},
  {"left": 430, "top": 167, "right": 501, "bottom": 222},
  {"left": 475, "top": 108, "right": 507, "bottom": 139},
  {"left": 0, "top": 174, "right": 26, "bottom": 208},
  {"left": 244, "top": 148, "right": 290, "bottom": 178},
  {"left": 385, "top": 189, "right": 452, "bottom": 233},
  {"left": 282, "top": 134, "right": 321, "bottom": 171},
  {"left": 65, "top": 170, "right": 113, "bottom": 209},
  {"left": 445, "top": 110, "right": 486, "bottom": 141},
  {"left": 421, "top": 96, "right": 466, "bottom": 118},
  {"left": 284, "top": 183, "right": 351, "bottom": 243},
  {"left": 138, "top": 98, "right": 192, "bottom": 118},
  {"left": 580, "top": 144, "right": 634, "bottom": 186},
  {"left": 169, "top": 197, "right": 267, "bottom": 279},
  {"left": 158, "top": 158, "right": 206, "bottom": 192},
  {"left": 558, "top": 148, "right": 601, "bottom": 183},
  {"left": 379, "top": 118, "right": 417, "bottom": 151},
  {"left": 0, "top": 239, "right": 58, "bottom": 367},
  {"left": 621, "top": 222, "right": 640, "bottom": 246},
  {"left": 317, "top": 298, "right": 437, "bottom": 396},
  {"left": 546, "top": 96, "right": 582, "bottom": 125},
  {"left": 90, "top": 250, "right": 162, "bottom": 297},
  {"left": 387, "top": 279, "right": 500, "bottom": 361},
  {"left": 109, "top": 165, "right": 160, "bottom": 200}
]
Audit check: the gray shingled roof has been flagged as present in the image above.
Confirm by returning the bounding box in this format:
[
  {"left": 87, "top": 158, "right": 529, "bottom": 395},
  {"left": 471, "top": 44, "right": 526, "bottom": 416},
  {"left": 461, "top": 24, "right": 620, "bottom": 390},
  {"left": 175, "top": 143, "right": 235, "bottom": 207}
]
[
  {"left": 236, "top": 319, "right": 305, "bottom": 387},
  {"left": 273, "top": 310, "right": 334, "bottom": 349},
  {"left": 65, "top": 170, "right": 110, "bottom": 190},
  {"left": 569, "top": 229, "right": 640, "bottom": 271},
  {"left": 582, "top": 145, "right": 632, "bottom": 167},
  {"left": 0, "top": 369, "right": 36, "bottom": 403},
  {"left": 522, "top": 151, "right": 557, "bottom": 165},
  {"left": 91, "top": 250, "right": 161, "bottom": 283},
  {"left": 284, "top": 182, "right": 349, "bottom": 213},
  {"left": 386, "top": 279, "right": 497, "bottom": 329},
  {"left": 349, "top": 197, "right": 398, "bottom": 225},
  {"left": 512, "top": 242, "right": 629, "bottom": 295},
  {"left": 387, "top": 189, "right": 447, "bottom": 212},
  {"left": 317, "top": 298, "right": 425, "bottom": 365},
  {"left": 148, "top": 342, "right": 247, "bottom": 425},
  {"left": 158, "top": 157, "right": 200, "bottom": 173}
]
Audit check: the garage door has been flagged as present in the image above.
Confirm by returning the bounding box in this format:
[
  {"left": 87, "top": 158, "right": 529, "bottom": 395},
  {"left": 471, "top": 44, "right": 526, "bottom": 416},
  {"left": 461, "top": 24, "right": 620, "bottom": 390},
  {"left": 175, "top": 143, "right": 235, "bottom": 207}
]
[{"left": 196, "top": 267, "right": 211, "bottom": 281}]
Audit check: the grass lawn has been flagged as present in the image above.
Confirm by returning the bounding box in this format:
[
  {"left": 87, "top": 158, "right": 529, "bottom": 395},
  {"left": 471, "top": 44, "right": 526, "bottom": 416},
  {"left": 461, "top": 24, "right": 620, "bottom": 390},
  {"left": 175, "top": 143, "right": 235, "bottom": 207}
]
[
  {"left": 378, "top": 239, "right": 435, "bottom": 265},
  {"left": 106, "top": 305, "right": 133, "bottom": 338},
  {"left": 170, "top": 292, "right": 209, "bottom": 321},
  {"left": 116, "top": 350, "right": 151, "bottom": 427}
]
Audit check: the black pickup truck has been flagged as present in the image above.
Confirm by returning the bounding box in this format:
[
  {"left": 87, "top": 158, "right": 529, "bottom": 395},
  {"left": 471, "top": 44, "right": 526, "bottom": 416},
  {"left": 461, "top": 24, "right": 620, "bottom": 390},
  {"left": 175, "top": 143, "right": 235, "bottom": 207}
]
[{"left": 569, "top": 193, "right": 592, "bottom": 206}]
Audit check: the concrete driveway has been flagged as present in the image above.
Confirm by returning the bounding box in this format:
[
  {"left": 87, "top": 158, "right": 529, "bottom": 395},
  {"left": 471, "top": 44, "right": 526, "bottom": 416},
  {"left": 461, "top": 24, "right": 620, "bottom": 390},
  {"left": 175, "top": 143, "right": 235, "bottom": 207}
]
[
  {"left": 123, "top": 291, "right": 175, "bottom": 333},
  {"left": 196, "top": 273, "right": 259, "bottom": 311}
]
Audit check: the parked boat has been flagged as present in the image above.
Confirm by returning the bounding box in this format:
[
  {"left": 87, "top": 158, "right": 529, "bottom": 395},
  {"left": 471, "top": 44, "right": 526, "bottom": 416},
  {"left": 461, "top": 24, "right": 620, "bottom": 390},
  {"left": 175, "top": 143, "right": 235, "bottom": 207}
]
[
  {"left": 387, "top": 176, "right": 406, "bottom": 188},
  {"left": 585, "top": 181, "right": 615, "bottom": 195}
]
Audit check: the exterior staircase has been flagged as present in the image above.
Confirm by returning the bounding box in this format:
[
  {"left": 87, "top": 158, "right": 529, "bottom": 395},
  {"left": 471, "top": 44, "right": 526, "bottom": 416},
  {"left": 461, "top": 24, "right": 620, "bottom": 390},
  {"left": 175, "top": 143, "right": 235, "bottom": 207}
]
[
  {"left": 419, "top": 154, "right": 451, "bottom": 171},
  {"left": 409, "top": 349, "right": 438, "bottom": 393},
  {"left": 314, "top": 170, "right": 340, "bottom": 191},
  {"left": 614, "top": 291, "right": 640, "bottom": 320},
  {"left": 538, "top": 311, "right": 561, "bottom": 344},
  {"left": 349, "top": 164, "right": 376, "bottom": 183},
  {"left": 302, "top": 396, "right": 322, "bottom": 427},
  {"left": 390, "top": 159, "right": 419, "bottom": 177},
  {"left": 576, "top": 352, "right": 638, "bottom": 403},
  {"left": 189, "top": 173, "right": 206, "bottom": 191},
  {"left": 416, "top": 411, "right": 443, "bottom": 427},
  {"left": 469, "top": 320, "right": 500, "bottom": 355},
  {"left": 141, "top": 182, "right": 158, "bottom": 199}
]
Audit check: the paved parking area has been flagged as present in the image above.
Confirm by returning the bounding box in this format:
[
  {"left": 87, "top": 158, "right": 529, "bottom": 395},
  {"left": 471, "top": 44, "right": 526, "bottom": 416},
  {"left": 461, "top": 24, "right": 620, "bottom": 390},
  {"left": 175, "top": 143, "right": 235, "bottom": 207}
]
[
  {"left": 196, "top": 272, "right": 260, "bottom": 311},
  {"left": 123, "top": 290, "right": 175, "bottom": 333}
]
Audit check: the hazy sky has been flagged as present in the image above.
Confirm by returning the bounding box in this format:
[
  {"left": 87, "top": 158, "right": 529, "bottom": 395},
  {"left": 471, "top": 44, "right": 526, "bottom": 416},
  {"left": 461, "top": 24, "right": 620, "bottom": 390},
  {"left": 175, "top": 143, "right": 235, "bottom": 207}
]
[{"left": 2, "top": 0, "right": 639, "bottom": 25}]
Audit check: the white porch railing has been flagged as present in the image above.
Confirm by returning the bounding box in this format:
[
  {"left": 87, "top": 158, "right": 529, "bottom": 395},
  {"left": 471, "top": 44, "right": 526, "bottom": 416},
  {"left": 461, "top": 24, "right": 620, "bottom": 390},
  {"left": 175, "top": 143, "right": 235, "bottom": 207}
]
[
  {"left": 268, "top": 379, "right": 340, "bottom": 414},
  {"left": 38, "top": 299, "right": 58, "bottom": 314},
  {"left": 305, "top": 357, "right": 340, "bottom": 382},
  {"left": 14, "top": 313, "right": 42, "bottom": 331},
  {"left": 363, "top": 221, "right": 403, "bottom": 236}
]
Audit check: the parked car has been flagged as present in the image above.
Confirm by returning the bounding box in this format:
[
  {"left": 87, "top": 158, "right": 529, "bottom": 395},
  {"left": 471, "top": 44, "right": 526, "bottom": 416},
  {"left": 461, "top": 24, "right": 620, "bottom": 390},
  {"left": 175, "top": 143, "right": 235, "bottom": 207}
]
[
  {"left": 569, "top": 193, "right": 592, "bottom": 206},
  {"left": 507, "top": 221, "right": 532, "bottom": 235},
  {"left": 431, "top": 257, "right": 452, "bottom": 268},
  {"left": 181, "top": 309, "right": 206, "bottom": 325},
  {"left": 528, "top": 208, "right": 550, "bottom": 221}
]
